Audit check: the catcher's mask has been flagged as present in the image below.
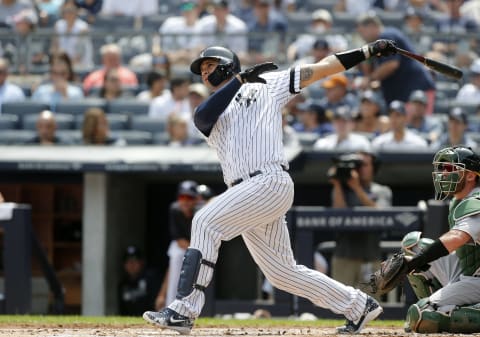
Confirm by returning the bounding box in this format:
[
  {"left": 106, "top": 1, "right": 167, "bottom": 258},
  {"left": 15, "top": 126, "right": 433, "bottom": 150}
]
[
  {"left": 432, "top": 146, "right": 480, "bottom": 200},
  {"left": 190, "top": 46, "right": 241, "bottom": 86}
]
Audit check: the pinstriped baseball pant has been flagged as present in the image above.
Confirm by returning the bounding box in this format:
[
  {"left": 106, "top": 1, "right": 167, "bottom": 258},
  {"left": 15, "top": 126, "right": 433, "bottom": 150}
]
[{"left": 169, "top": 170, "right": 367, "bottom": 321}]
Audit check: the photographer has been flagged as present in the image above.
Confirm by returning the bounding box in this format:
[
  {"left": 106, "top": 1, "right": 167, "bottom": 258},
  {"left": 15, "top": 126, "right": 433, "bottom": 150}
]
[{"left": 327, "top": 151, "right": 392, "bottom": 289}]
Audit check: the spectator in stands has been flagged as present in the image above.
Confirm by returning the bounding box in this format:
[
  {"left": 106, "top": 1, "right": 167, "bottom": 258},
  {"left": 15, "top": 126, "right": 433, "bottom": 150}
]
[
  {"left": 188, "top": 82, "right": 208, "bottom": 112},
  {"left": 246, "top": 0, "right": 287, "bottom": 64},
  {"left": 406, "top": 90, "right": 444, "bottom": 144},
  {"left": 282, "top": 108, "right": 300, "bottom": 147},
  {"left": 402, "top": 6, "right": 434, "bottom": 54},
  {"left": 372, "top": 100, "right": 428, "bottom": 150},
  {"left": 328, "top": 150, "right": 392, "bottom": 290},
  {"left": 193, "top": 0, "right": 249, "bottom": 62},
  {"left": 24, "top": 110, "right": 68, "bottom": 145},
  {"left": 313, "top": 106, "right": 371, "bottom": 152},
  {"left": 136, "top": 70, "right": 168, "bottom": 102},
  {"left": 155, "top": 181, "right": 200, "bottom": 310},
  {"left": 82, "top": 107, "right": 126, "bottom": 146},
  {"left": 100, "top": 0, "right": 157, "bottom": 17},
  {"left": 460, "top": 0, "right": 480, "bottom": 25},
  {"left": 435, "top": 0, "right": 478, "bottom": 38},
  {"left": 293, "top": 38, "right": 331, "bottom": 68},
  {"left": 0, "top": 0, "right": 34, "bottom": 27},
  {"left": 118, "top": 245, "right": 159, "bottom": 316},
  {"left": 82, "top": 43, "right": 138, "bottom": 95},
  {"left": 356, "top": 12, "right": 436, "bottom": 113},
  {"left": 354, "top": 89, "right": 385, "bottom": 137},
  {"left": 1, "top": 8, "right": 48, "bottom": 74},
  {"left": 148, "top": 77, "right": 191, "bottom": 121},
  {"left": 292, "top": 99, "right": 334, "bottom": 137},
  {"left": 318, "top": 74, "right": 357, "bottom": 114},
  {"left": 74, "top": 0, "right": 103, "bottom": 23},
  {"left": 430, "top": 106, "right": 477, "bottom": 149},
  {"left": 456, "top": 58, "right": 480, "bottom": 104},
  {"left": 31, "top": 51, "right": 84, "bottom": 109},
  {"left": 164, "top": 114, "right": 199, "bottom": 147},
  {"left": 52, "top": 0, "right": 93, "bottom": 71},
  {"left": 159, "top": 1, "right": 203, "bottom": 65},
  {"left": 94, "top": 68, "right": 134, "bottom": 100},
  {"left": 287, "top": 8, "right": 347, "bottom": 62},
  {"left": 37, "top": 0, "right": 64, "bottom": 27},
  {"left": 0, "top": 57, "right": 25, "bottom": 115},
  {"left": 333, "top": 0, "right": 377, "bottom": 16}
]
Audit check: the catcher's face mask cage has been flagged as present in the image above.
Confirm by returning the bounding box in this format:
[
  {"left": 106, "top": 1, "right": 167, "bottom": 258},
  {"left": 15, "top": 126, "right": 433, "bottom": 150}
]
[{"left": 432, "top": 146, "right": 480, "bottom": 200}]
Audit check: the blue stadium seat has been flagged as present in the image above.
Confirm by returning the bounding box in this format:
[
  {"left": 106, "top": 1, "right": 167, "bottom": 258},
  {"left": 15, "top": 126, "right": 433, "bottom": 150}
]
[
  {"left": 22, "top": 113, "right": 75, "bottom": 130},
  {"left": 108, "top": 99, "right": 150, "bottom": 115},
  {"left": 152, "top": 131, "right": 170, "bottom": 145},
  {"left": 286, "top": 11, "right": 313, "bottom": 34},
  {"left": 92, "top": 15, "right": 135, "bottom": 31},
  {"left": 74, "top": 112, "right": 130, "bottom": 130},
  {"left": 55, "top": 99, "right": 108, "bottom": 115},
  {"left": 111, "top": 130, "right": 153, "bottom": 145},
  {"left": 130, "top": 115, "right": 166, "bottom": 133},
  {"left": 0, "top": 114, "right": 20, "bottom": 130},
  {"left": 0, "top": 130, "right": 36, "bottom": 145},
  {"left": 56, "top": 130, "right": 82, "bottom": 144},
  {"left": 2, "top": 101, "right": 49, "bottom": 116}
]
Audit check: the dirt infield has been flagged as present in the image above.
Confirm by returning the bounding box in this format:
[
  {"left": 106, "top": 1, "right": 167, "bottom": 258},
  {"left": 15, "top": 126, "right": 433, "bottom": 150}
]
[{"left": 0, "top": 326, "right": 454, "bottom": 337}]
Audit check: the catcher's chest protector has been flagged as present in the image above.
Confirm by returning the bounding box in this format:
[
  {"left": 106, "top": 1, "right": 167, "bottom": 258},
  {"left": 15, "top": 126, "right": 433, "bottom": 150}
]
[{"left": 449, "top": 195, "right": 480, "bottom": 276}]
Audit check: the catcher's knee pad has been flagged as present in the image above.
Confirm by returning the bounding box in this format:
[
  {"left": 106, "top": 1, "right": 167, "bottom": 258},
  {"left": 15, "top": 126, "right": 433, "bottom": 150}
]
[
  {"left": 406, "top": 273, "right": 442, "bottom": 299},
  {"left": 405, "top": 298, "right": 449, "bottom": 333},
  {"left": 176, "top": 248, "right": 215, "bottom": 299},
  {"left": 449, "top": 303, "right": 480, "bottom": 333},
  {"left": 401, "top": 231, "right": 434, "bottom": 256}
]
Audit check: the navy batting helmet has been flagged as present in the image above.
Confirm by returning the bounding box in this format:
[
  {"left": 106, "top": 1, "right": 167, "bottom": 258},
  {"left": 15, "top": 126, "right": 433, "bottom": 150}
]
[{"left": 190, "top": 46, "right": 241, "bottom": 76}]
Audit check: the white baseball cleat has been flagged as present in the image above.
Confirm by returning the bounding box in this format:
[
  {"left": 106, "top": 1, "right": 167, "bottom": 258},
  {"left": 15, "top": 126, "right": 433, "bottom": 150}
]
[{"left": 143, "top": 308, "right": 194, "bottom": 334}]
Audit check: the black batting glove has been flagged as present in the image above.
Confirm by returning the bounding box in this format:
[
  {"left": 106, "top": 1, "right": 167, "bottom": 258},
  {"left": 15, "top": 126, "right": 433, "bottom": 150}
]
[
  {"left": 367, "top": 39, "right": 397, "bottom": 57},
  {"left": 239, "top": 62, "right": 278, "bottom": 84}
]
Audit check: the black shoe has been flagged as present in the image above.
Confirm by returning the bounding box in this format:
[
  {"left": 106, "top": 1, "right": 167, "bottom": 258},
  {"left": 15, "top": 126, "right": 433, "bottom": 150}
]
[
  {"left": 336, "top": 296, "right": 383, "bottom": 334},
  {"left": 143, "top": 308, "right": 194, "bottom": 334}
]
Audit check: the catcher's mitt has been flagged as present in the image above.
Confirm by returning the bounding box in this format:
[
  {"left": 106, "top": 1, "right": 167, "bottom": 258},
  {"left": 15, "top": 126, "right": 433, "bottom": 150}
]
[{"left": 365, "top": 252, "right": 409, "bottom": 295}]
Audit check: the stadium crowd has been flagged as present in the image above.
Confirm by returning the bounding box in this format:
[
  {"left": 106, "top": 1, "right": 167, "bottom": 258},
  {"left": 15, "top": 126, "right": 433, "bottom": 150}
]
[{"left": 0, "top": 0, "right": 479, "bottom": 149}]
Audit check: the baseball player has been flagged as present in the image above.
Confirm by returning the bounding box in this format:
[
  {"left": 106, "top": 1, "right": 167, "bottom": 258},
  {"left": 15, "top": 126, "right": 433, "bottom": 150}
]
[
  {"left": 143, "top": 40, "right": 397, "bottom": 334},
  {"left": 399, "top": 146, "right": 480, "bottom": 333}
]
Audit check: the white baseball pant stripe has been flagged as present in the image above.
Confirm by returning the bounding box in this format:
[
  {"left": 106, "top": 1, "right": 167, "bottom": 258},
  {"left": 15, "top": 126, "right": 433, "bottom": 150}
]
[{"left": 169, "top": 170, "right": 367, "bottom": 320}]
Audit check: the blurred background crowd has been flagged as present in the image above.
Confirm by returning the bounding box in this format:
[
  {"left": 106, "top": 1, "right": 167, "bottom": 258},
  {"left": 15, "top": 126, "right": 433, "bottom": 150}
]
[{"left": 0, "top": 0, "right": 479, "bottom": 150}]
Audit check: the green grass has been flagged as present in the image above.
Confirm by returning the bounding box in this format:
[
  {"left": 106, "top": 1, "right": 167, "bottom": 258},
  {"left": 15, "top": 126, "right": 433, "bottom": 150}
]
[{"left": 0, "top": 315, "right": 404, "bottom": 328}]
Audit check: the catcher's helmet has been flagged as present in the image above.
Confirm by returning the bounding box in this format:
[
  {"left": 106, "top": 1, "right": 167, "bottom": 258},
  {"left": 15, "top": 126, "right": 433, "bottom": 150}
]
[
  {"left": 432, "top": 146, "right": 480, "bottom": 200},
  {"left": 190, "top": 46, "right": 241, "bottom": 76}
]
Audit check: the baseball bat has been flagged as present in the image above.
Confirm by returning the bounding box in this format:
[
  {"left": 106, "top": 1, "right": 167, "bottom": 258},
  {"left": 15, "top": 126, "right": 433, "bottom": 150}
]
[{"left": 395, "top": 47, "right": 463, "bottom": 81}]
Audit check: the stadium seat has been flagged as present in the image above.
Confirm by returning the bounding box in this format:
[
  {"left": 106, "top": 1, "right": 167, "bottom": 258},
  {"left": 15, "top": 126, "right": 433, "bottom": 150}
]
[
  {"left": 108, "top": 99, "right": 150, "bottom": 115},
  {"left": 0, "top": 130, "right": 36, "bottom": 145},
  {"left": 302, "top": 0, "right": 337, "bottom": 12},
  {"left": 111, "top": 130, "right": 153, "bottom": 145},
  {"left": 286, "top": 11, "right": 313, "bottom": 34},
  {"left": 92, "top": 15, "right": 135, "bottom": 31},
  {"left": 22, "top": 113, "right": 75, "bottom": 130},
  {"left": 56, "top": 130, "right": 82, "bottom": 144},
  {"left": 130, "top": 115, "right": 166, "bottom": 133},
  {"left": 74, "top": 113, "right": 130, "bottom": 130},
  {"left": 331, "top": 12, "right": 357, "bottom": 32},
  {"left": 2, "top": 101, "right": 49, "bottom": 116},
  {"left": 0, "top": 114, "right": 20, "bottom": 130},
  {"left": 152, "top": 131, "right": 170, "bottom": 145},
  {"left": 55, "top": 99, "right": 108, "bottom": 115},
  {"left": 297, "top": 132, "right": 320, "bottom": 147}
]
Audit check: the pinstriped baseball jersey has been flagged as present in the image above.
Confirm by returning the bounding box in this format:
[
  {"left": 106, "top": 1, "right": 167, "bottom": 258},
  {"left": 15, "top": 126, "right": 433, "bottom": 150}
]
[{"left": 206, "top": 67, "right": 301, "bottom": 186}]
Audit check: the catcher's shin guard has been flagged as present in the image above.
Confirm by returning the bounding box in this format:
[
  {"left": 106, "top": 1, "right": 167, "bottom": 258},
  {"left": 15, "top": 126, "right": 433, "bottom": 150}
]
[
  {"left": 449, "top": 303, "right": 480, "bottom": 333},
  {"left": 176, "top": 248, "right": 215, "bottom": 299},
  {"left": 405, "top": 298, "right": 449, "bottom": 333},
  {"left": 406, "top": 273, "right": 442, "bottom": 299}
]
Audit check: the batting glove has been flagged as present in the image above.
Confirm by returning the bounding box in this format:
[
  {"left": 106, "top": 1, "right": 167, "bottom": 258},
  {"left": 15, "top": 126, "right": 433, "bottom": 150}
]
[
  {"left": 367, "top": 39, "right": 397, "bottom": 58},
  {"left": 239, "top": 62, "right": 278, "bottom": 84}
]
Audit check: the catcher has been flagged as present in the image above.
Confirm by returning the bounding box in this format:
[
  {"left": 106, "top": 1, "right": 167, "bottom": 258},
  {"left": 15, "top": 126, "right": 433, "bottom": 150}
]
[{"left": 366, "top": 145, "right": 480, "bottom": 333}]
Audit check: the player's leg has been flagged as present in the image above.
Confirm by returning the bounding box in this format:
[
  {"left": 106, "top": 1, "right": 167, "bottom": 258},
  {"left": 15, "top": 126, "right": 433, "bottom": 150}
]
[
  {"left": 242, "top": 217, "right": 382, "bottom": 333},
  {"left": 144, "top": 172, "right": 294, "bottom": 331}
]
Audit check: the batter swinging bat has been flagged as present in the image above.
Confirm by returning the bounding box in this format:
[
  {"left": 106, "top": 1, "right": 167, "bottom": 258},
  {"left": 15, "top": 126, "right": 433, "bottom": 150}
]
[{"left": 395, "top": 47, "right": 463, "bottom": 81}]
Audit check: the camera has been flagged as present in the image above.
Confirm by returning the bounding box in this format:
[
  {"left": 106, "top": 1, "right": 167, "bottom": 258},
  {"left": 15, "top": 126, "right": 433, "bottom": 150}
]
[{"left": 328, "top": 153, "right": 364, "bottom": 182}]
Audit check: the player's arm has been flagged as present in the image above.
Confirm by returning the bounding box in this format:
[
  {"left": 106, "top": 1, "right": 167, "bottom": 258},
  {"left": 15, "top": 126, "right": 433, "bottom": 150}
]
[{"left": 299, "top": 39, "right": 397, "bottom": 89}]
